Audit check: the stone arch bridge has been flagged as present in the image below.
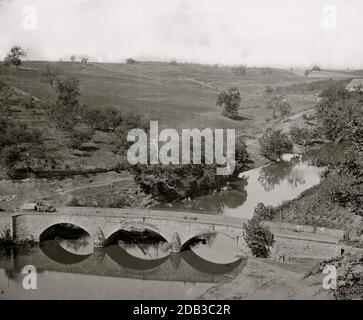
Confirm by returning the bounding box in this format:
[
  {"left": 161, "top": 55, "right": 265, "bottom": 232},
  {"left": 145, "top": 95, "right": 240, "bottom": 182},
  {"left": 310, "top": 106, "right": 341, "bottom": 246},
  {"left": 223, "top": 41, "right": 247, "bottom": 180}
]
[{"left": 11, "top": 206, "right": 344, "bottom": 257}]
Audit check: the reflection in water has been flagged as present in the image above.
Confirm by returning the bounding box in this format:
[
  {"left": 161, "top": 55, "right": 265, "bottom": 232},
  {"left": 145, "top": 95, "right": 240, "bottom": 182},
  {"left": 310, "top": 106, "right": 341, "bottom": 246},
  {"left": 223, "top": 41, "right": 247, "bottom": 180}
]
[
  {"left": 0, "top": 231, "right": 245, "bottom": 299},
  {"left": 40, "top": 240, "right": 92, "bottom": 264},
  {"left": 181, "top": 250, "right": 245, "bottom": 275},
  {"left": 159, "top": 178, "right": 248, "bottom": 214},
  {"left": 258, "top": 159, "right": 305, "bottom": 191},
  {"left": 185, "top": 233, "right": 242, "bottom": 265},
  {"left": 104, "top": 245, "right": 169, "bottom": 270},
  {"left": 156, "top": 157, "right": 324, "bottom": 219}
]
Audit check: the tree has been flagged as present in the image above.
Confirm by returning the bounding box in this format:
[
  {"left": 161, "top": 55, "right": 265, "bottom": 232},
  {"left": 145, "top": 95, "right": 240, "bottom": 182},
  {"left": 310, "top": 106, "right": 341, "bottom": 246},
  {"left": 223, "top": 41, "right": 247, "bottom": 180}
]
[
  {"left": 259, "top": 128, "right": 293, "bottom": 161},
  {"left": 126, "top": 58, "right": 139, "bottom": 64},
  {"left": 289, "top": 124, "right": 316, "bottom": 145},
  {"left": 130, "top": 139, "right": 252, "bottom": 201},
  {"left": 234, "top": 137, "right": 254, "bottom": 174},
  {"left": 316, "top": 85, "right": 363, "bottom": 152},
  {"left": 264, "top": 87, "right": 291, "bottom": 118},
  {"left": 216, "top": 87, "right": 241, "bottom": 118},
  {"left": 48, "top": 76, "right": 80, "bottom": 130},
  {"left": 70, "top": 55, "right": 76, "bottom": 62},
  {"left": 243, "top": 213, "right": 275, "bottom": 257},
  {"left": 4, "top": 46, "right": 27, "bottom": 69}
]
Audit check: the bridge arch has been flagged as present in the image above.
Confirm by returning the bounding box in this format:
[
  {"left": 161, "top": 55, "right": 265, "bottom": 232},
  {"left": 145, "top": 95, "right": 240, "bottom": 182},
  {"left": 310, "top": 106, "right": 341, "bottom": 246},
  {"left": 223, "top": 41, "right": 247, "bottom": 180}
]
[
  {"left": 39, "top": 222, "right": 91, "bottom": 242},
  {"left": 180, "top": 230, "right": 238, "bottom": 251},
  {"left": 102, "top": 223, "right": 172, "bottom": 247}
]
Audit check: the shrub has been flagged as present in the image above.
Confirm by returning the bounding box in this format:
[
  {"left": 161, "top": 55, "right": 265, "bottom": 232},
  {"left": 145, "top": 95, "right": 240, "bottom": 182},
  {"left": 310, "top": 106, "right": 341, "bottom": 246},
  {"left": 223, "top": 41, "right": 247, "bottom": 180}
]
[
  {"left": 79, "top": 105, "right": 124, "bottom": 132},
  {"left": 254, "top": 202, "right": 276, "bottom": 220},
  {"left": 305, "top": 251, "right": 363, "bottom": 300},
  {"left": 289, "top": 124, "right": 316, "bottom": 145},
  {"left": 243, "top": 214, "right": 275, "bottom": 257},
  {"left": 0, "top": 117, "right": 55, "bottom": 174},
  {"left": 67, "top": 127, "right": 94, "bottom": 151},
  {"left": 259, "top": 128, "right": 293, "bottom": 161},
  {"left": 23, "top": 96, "right": 37, "bottom": 110}
]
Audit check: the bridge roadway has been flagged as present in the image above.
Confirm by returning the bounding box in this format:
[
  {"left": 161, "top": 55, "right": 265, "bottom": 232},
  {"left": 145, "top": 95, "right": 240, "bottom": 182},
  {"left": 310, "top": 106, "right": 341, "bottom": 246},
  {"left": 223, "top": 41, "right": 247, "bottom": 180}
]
[{"left": 10, "top": 207, "right": 344, "bottom": 258}]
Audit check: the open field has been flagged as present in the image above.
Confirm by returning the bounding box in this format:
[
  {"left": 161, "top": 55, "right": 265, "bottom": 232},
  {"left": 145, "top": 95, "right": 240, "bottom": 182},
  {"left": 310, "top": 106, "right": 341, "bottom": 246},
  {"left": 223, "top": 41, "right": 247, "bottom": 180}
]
[{"left": 1, "top": 61, "right": 344, "bottom": 169}]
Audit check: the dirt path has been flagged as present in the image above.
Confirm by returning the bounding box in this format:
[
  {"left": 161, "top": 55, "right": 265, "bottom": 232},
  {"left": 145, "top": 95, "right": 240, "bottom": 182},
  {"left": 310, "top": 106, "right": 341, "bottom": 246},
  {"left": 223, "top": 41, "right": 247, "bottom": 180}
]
[
  {"left": 199, "top": 257, "right": 333, "bottom": 300},
  {"left": 58, "top": 175, "right": 133, "bottom": 195},
  {"left": 90, "top": 63, "right": 156, "bottom": 80}
]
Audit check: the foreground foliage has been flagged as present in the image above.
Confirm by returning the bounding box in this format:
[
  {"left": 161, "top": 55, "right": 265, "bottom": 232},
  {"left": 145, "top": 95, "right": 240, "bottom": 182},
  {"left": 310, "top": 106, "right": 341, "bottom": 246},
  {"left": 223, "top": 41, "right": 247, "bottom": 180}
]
[
  {"left": 305, "top": 251, "right": 363, "bottom": 300},
  {"left": 243, "top": 211, "right": 275, "bottom": 258}
]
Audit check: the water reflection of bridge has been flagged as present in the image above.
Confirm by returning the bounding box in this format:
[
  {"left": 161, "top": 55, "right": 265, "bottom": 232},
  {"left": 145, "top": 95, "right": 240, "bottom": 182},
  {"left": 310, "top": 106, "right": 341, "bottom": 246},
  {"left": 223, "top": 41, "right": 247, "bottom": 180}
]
[{"left": 0, "top": 245, "right": 246, "bottom": 283}]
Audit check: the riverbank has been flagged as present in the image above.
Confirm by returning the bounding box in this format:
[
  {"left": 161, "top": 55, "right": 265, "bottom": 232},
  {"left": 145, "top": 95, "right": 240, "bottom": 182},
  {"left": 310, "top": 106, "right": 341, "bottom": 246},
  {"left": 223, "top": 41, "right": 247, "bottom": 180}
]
[{"left": 199, "top": 257, "right": 334, "bottom": 299}]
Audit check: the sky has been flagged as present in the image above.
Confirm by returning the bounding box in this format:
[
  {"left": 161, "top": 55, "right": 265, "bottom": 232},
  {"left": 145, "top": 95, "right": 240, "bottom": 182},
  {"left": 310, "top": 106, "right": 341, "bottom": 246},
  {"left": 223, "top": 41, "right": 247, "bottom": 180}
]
[{"left": 1, "top": 0, "right": 363, "bottom": 68}]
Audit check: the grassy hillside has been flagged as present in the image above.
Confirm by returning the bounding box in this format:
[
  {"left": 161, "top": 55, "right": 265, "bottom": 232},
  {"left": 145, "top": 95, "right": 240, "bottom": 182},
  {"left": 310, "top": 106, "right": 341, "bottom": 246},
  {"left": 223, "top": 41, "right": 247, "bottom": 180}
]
[{"left": 0, "top": 61, "right": 316, "bottom": 133}]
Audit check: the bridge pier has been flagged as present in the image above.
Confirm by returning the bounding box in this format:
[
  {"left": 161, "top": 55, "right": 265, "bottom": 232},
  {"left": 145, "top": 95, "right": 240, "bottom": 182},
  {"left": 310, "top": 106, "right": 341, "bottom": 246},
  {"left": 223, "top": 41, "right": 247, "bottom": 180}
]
[
  {"left": 94, "top": 228, "right": 106, "bottom": 248},
  {"left": 169, "top": 232, "right": 182, "bottom": 252}
]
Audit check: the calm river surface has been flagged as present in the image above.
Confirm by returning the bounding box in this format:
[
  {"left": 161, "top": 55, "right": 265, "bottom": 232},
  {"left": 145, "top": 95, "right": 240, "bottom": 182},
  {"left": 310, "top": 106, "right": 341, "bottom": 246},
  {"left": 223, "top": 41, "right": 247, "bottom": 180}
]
[
  {"left": 0, "top": 233, "right": 244, "bottom": 299},
  {"left": 157, "top": 158, "right": 324, "bottom": 219}
]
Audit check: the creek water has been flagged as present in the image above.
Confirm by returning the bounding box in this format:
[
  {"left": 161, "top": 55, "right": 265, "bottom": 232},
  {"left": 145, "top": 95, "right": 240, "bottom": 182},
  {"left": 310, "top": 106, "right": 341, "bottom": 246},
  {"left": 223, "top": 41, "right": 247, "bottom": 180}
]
[
  {"left": 157, "top": 157, "right": 324, "bottom": 219},
  {"left": 0, "top": 232, "right": 244, "bottom": 299}
]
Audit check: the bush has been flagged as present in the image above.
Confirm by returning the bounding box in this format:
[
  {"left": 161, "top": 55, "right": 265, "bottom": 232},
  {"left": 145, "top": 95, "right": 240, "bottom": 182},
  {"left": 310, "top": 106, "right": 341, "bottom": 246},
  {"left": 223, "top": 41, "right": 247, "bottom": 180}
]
[
  {"left": 254, "top": 202, "right": 276, "bottom": 220},
  {"left": 243, "top": 214, "right": 275, "bottom": 257},
  {"left": 306, "top": 251, "right": 363, "bottom": 300},
  {"left": 259, "top": 128, "right": 293, "bottom": 161},
  {"left": 289, "top": 124, "right": 316, "bottom": 145},
  {"left": 0, "top": 117, "right": 55, "bottom": 174},
  {"left": 48, "top": 76, "right": 80, "bottom": 130},
  {"left": 67, "top": 127, "right": 94, "bottom": 151},
  {"left": 79, "top": 105, "right": 124, "bottom": 132}
]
